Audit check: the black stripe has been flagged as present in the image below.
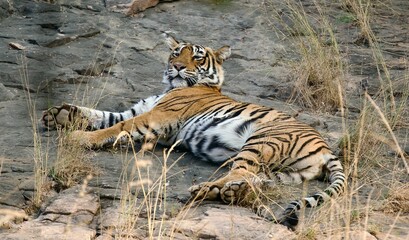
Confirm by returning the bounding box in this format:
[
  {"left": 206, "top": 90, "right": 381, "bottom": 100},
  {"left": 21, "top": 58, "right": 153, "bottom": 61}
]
[
  {"left": 229, "top": 107, "right": 247, "bottom": 118},
  {"left": 100, "top": 111, "right": 106, "bottom": 129},
  {"left": 294, "top": 136, "right": 320, "bottom": 156},
  {"left": 241, "top": 148, "right": 261, "bottom": 156},
  {"left": 288, "top": 133, "right": 299, "bottom": 155},
  {"left": 234, "top": 165, "right": 248, "bottom": 170},
  {"left": 233, "top": 157, "right": 259, "bottom": 167},
  {"left": 235, "top": 120, "right": 254, "bottom": 137},
  {"left": 278, "top": 115, "right": 293, "bottom": 120},
  {"left": 109, "top": 113, "right": 115, "bottom": 126},
  {"left": 291, "top": 145, "right": 329, "bottom": 164},
  {"left": 207, "top": 135, "right": 224, "bottom": 151},
  {"left": 167, "top": 125, "right": 173, "bottom": 135},
  {"left": 246, "top": 132, "right": 289, "bottom": 142},
  {"left": 136, "top": 127, "right": 144, "bottom": 137},
  {"left": 312, "top": 193, "right": 325, "bottom": 205},
  {"left": 224, "top": 103, "right": 250, "bottom": 115}
]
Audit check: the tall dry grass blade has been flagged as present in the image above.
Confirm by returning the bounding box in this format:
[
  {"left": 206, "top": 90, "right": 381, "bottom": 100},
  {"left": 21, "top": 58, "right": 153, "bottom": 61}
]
[
  {"left": 19, "top": 53, "right": 50, "bottom": 207},
  {"left": 364, "top": 92, "right": 409, "bottom": 174}
]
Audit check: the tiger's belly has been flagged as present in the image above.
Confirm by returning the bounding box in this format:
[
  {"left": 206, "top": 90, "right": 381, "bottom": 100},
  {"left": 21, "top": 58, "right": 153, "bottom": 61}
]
[{"left": 175, "top": 115, "right": 256, "bottom": 163}]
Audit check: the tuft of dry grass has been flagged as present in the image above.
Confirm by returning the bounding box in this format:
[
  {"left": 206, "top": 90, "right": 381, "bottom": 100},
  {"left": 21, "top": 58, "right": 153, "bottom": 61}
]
[
  {"left": 43, "top": 104, "right": 100, "bottom": 191},
  {"left": 266, "top": 0, "right": 345, "bottom": 111},
  {"left": 107, "top": 132, "right": 184, "bottom": 239},
  {"left": 41, "top": 40, "right": 121, "bottom": 193},
  {"left": 343, "top": 0, "right": 405, "bottom": 123},
  {"left": 20, "top": 38, "right": 116, "bottom": 206},
  {"left": 48, "top": 130, "right": 99, "bottom": 191},
  {"left": 19, "top": 53, "right": 51, "bottom": 209},
  {"left": 382, "top": 183, "right": 409, "bottom": 214},
  {"left": 292, "top": 42, "right": 344, "bottom": 112}
]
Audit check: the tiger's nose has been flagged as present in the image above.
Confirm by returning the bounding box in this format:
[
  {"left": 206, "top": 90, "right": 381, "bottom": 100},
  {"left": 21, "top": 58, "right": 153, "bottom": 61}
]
[{"left": 173, "top": 62, "right": 185, "bottom": 71}]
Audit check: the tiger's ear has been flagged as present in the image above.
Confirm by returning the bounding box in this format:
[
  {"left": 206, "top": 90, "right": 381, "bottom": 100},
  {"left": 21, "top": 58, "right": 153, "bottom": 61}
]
[
  {"left": 164, "top": 34, "right": 180, "bottom": 50},
  {"left": 215, "top": 46, "right": 231, "bottom": 63}
]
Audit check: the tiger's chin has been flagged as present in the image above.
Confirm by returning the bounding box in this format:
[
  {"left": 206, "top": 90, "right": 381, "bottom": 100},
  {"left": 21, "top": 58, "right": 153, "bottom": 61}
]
[{"left": 163, "top": 75, "right": 191, "bottom": 90}]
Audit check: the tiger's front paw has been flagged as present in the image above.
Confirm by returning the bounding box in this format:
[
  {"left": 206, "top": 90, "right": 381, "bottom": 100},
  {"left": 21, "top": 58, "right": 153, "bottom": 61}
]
[{"left": 41, "top": 104, "right": 78, "bottom": 130}]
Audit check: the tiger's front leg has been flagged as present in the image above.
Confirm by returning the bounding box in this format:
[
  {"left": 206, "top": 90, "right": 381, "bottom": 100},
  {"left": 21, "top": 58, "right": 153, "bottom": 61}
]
[
  {"left": 70, "top": 111, "right": 173, "bottom": 148},
  {"left": 41, "top": 95, "right": 164, "bottom": 131},
  {"left": 69, "top": 123, "right": 127, "bottom": 148}
]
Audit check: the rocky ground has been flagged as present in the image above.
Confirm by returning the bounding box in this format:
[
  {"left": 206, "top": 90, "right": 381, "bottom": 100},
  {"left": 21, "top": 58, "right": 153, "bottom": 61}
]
[{"left": 0, "top": 0, "right": 408, "bottom": 239}]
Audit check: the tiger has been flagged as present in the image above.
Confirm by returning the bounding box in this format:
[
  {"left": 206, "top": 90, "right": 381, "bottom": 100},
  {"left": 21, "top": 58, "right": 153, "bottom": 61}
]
[{"left": 41, "top": 34, "right": 346, "bottom": 229}]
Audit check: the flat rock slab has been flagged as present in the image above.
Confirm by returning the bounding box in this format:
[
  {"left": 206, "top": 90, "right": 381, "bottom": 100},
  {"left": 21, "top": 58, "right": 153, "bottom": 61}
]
[
  {"left": 0, "top": 177, "right": 26, "bottom": 208},
  {"left": 98, "top": 201, "right": 126, "bottom": 230},
  {"left": 1, "top": 220, "right": 96, "bottom": 240},
  {"left": 172, "top": 206, "right": 295, "bottom": 240},
  {"left": 42, "top": 188, "right": 99, "bottom": 215}
]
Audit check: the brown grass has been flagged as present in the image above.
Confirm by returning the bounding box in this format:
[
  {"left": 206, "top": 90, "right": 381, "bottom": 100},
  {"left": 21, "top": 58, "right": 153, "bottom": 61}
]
[
  {"left": 107, "top": 133, "right": 186, "bottom": 238},
  {"left": 382, "top": 183, "right": 409, "bottom": 214},
  {"left": 265, "top": 0, "right": 408, "bottom": 238},
  {"left": 266, "top": 0, "right": 345, "bottom": 111},
  {"left": 19, "top": 53, "right": 51, "bottom": 209},
  {"left": 49, "top": 131, "right": 100, "bottom": 191}
]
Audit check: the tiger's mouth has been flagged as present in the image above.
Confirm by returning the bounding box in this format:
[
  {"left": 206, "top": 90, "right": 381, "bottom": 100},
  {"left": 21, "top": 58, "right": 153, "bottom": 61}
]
[
  {"left": 167, "top": 72, "right": 197, "bottom": 86},
  {"left": 163, "top": 68, "right": 201, "bottom": 90},
  {"left": 172, "top": 75, "right": 197, "bottom": 87}
]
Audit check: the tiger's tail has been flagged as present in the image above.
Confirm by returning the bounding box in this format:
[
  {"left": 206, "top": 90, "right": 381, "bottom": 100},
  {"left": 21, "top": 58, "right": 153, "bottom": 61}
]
[{"left": 279, "top": 154, "right": 346, "bottom": 229}]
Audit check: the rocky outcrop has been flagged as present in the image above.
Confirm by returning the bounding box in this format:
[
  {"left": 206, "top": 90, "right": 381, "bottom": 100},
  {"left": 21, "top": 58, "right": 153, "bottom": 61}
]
[{"left": 0, "top": 0, "right": 408, "bottom": 239}]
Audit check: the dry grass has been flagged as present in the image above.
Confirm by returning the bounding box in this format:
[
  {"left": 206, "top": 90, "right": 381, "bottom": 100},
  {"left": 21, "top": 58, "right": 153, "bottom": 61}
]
[
  {"left": 343, "top": 0, "right": 403, "bottom": 123},
  {"left": 264, "top": 0, "right": 409, "bottom": 238},
  {"left": 292, "top": 42, "right": 344, "bottom": 111},
  {"left": 46, "top": 41, "right": 122, "bottom": 191},
  {"left": 382, "top": 182, "right": 409, "bottom": 214},
  {"left": 19, "top": 54, "right": 51, "bottom": 209},
  {"left": 48, "top": 131, "right": 99, "bottom": 191},
  {"left": 103, "top": 133, "right": 184, "bottom": 239},
  {"left": 17, "top": 38, "right": 116, "bottom": 209},
  {"left": 266, "top": 0, "right": 345, "bottom": 111}
]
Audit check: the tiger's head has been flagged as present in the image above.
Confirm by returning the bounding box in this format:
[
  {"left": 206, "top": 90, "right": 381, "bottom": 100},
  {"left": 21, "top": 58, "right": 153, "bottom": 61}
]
[{"left": 162, "top": 34, "right": 231, "bottom": 91}]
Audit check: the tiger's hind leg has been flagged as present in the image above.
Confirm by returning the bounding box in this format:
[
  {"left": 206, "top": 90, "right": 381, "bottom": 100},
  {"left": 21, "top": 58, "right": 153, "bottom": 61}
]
[
  {"left": 189, "top": 149, "right": 266, "bottom": 203},
  {"left": 188, "top": 167, "right": 259, "bottom": 202}
]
